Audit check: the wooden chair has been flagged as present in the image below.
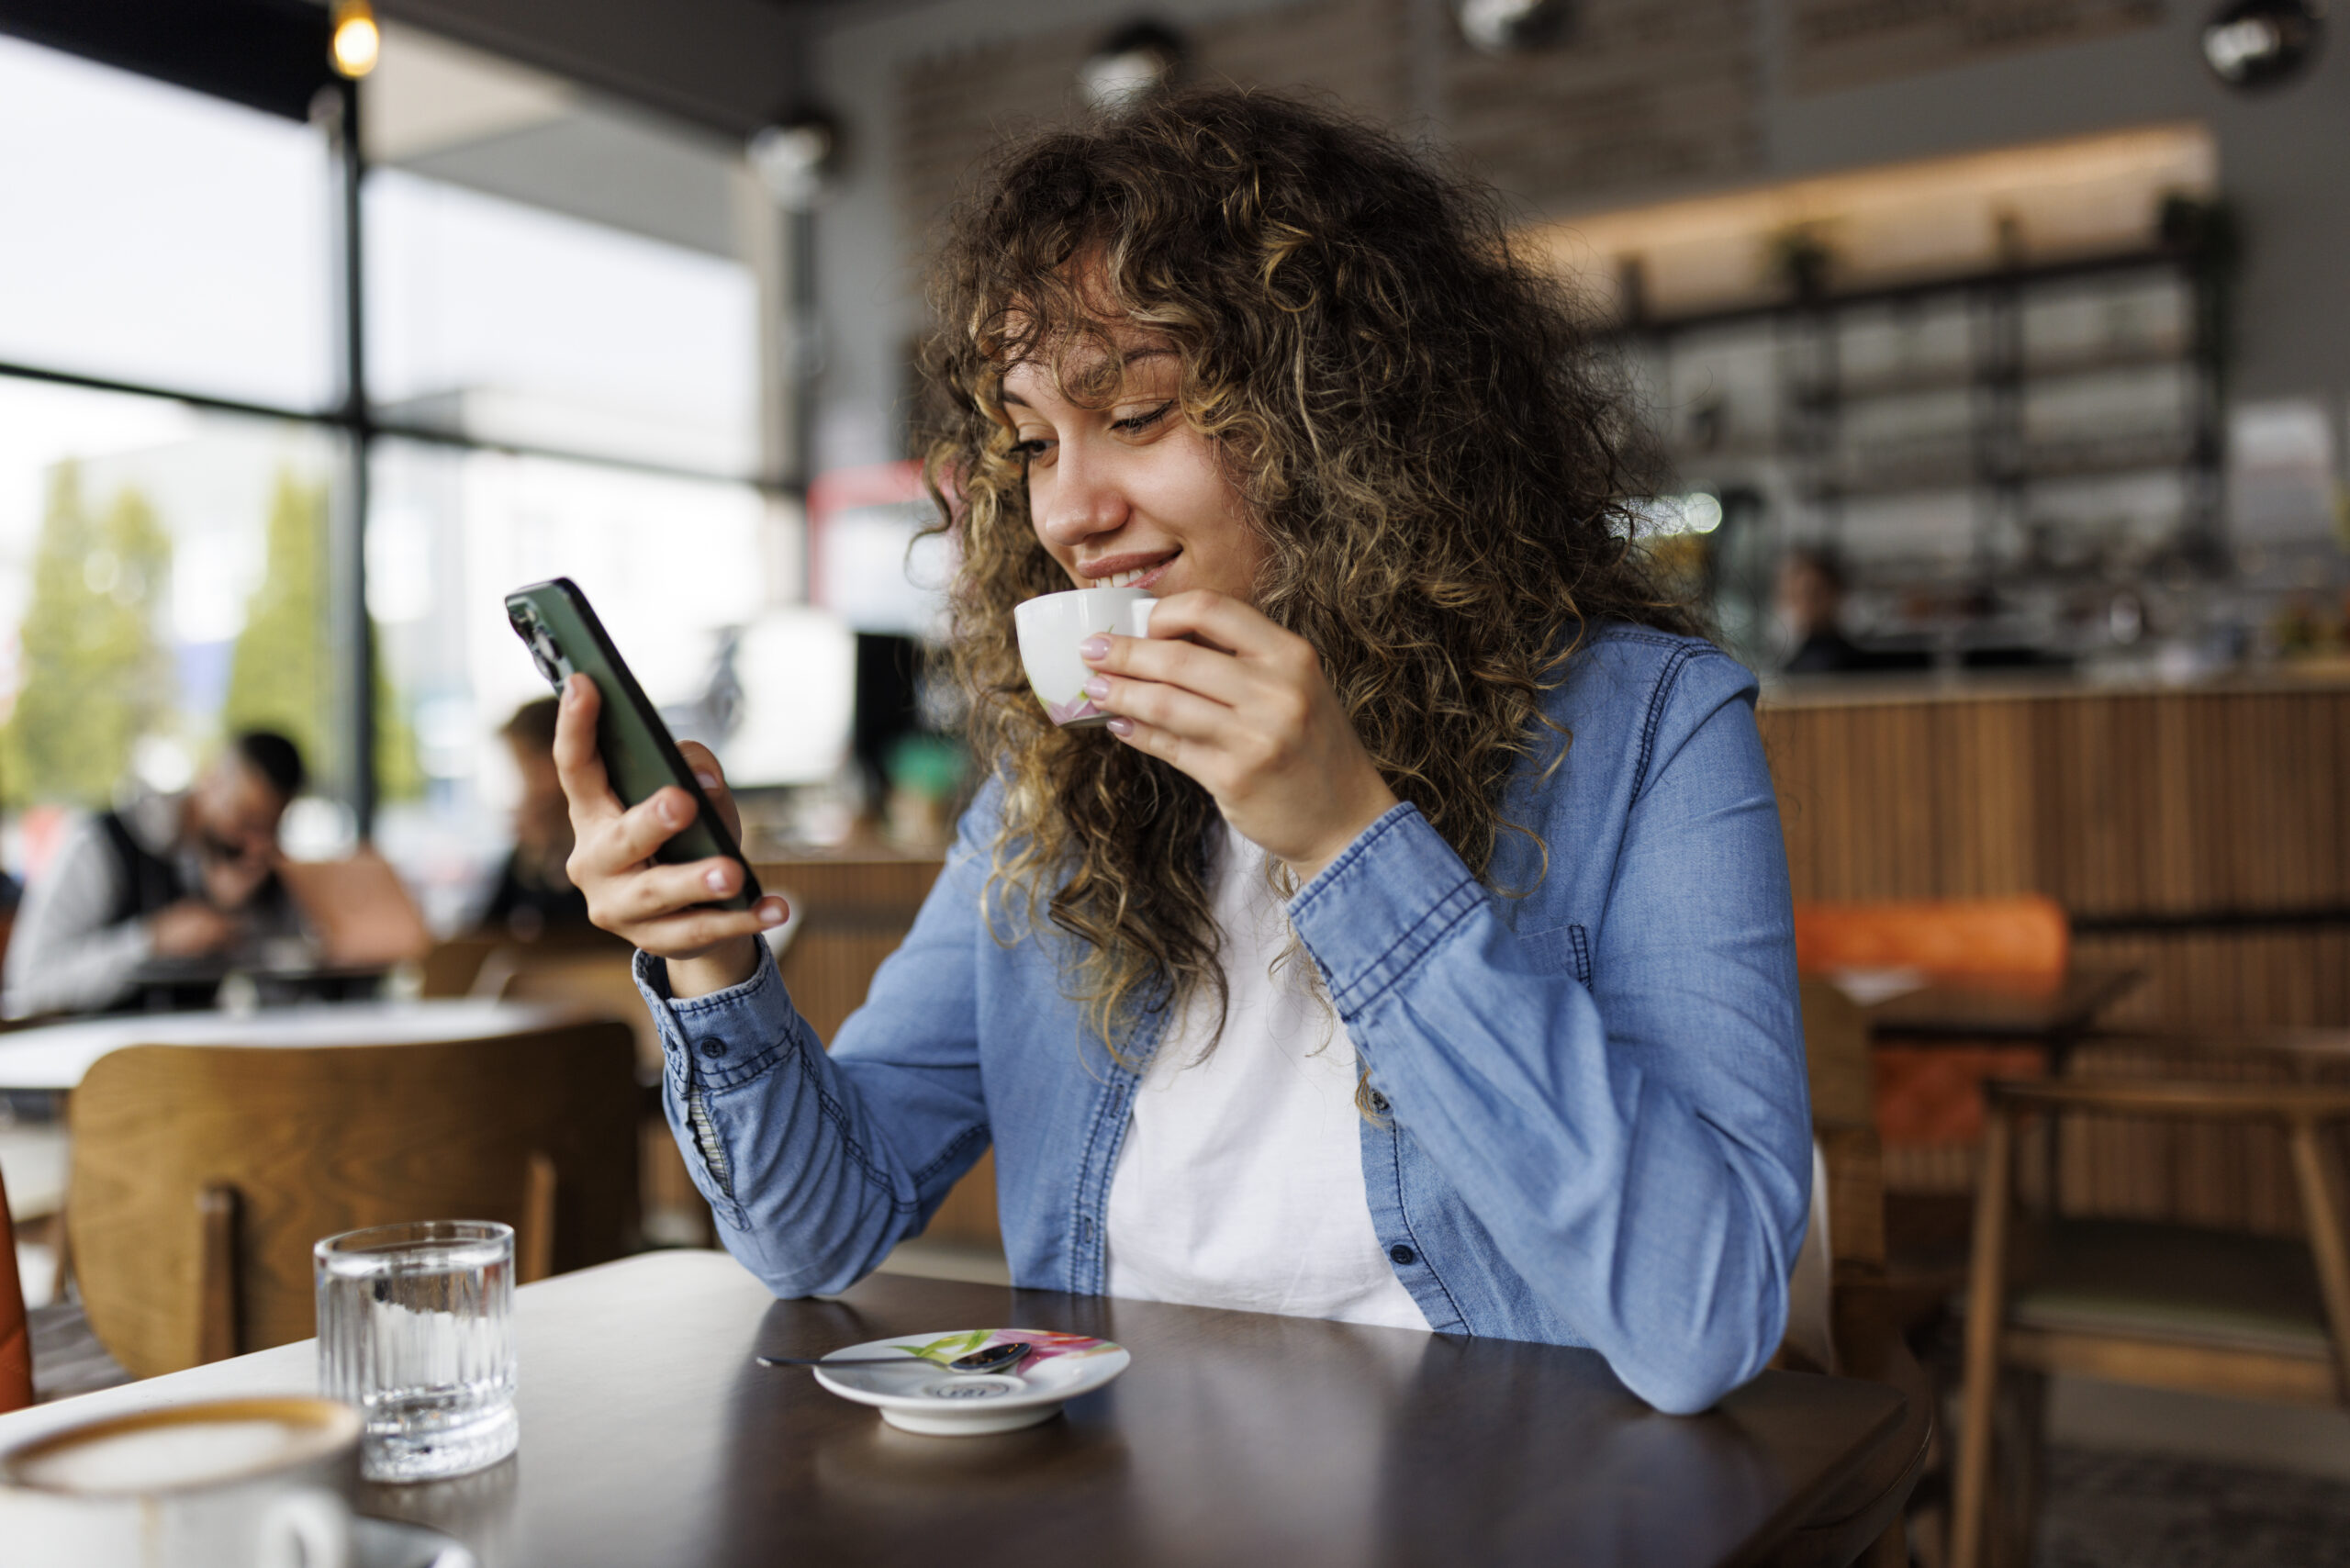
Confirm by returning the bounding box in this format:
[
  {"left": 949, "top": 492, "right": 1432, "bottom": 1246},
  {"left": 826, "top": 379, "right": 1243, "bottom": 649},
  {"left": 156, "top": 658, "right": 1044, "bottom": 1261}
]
[
  {"left": 1796, "top": 897, "right": 2076, "bottom": 1268},
  {"left": 66, "top": 1021, "right": 639, "bottom": 1379},
  {"left": 1952, "top": 1077, "right": 2350, "bottom": 1568},
  {"left": 489, "top": 948, "right": 659, "bottom": 1074},
  {"left": 1767, "top": 979, "right": 1933, "bottom": 1568},
  {"left": 0, "top": 1162, "right": 30, "bottom": 1413},
  {"left": 482, "top": 945, "right": 722, "bottom": 1247}
]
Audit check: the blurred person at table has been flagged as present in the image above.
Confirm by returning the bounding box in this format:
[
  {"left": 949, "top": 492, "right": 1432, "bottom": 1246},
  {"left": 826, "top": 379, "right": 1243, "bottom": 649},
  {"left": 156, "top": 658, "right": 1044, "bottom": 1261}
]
[
  {"left": 474, "top": 698, "right": 595, "bottom": 944},
  {"left": 1774, "top": 546, "right": 1872, "bottom": 674},
  {"left": 556, "top": 94, "right": 1810, "bottom": 1415},
  {"left": 2, "top": 732, "right": 308, "bottom": 1017}
]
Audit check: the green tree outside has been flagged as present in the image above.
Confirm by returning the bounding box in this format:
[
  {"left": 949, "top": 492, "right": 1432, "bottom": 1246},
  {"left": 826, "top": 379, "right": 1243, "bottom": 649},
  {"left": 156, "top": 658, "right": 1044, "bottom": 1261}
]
[
  {"left": 220, "top": 469, "right": 422, "bottom": 804},
  {"left": 221, "top": 470, "right": 328, "bottom": 778},
  {"left": 2, "top": 463, "right": 173, "bottom": 807}
]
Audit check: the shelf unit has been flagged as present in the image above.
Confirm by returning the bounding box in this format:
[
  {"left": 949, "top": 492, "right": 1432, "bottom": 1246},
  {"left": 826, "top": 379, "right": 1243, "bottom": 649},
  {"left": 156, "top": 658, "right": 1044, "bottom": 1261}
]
[{"left": 1617, "top": 246, "right": 2226, "bottom": 662}]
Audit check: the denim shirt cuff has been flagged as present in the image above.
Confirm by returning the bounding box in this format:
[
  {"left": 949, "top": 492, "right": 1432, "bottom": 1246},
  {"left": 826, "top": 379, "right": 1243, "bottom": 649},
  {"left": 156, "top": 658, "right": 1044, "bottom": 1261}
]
[
  {"left": 1286, "top": 801, "right": 1486, "bottom": 1019},
  {"left": 630, "top": 944, "right": 802, "bottom": 1092}
]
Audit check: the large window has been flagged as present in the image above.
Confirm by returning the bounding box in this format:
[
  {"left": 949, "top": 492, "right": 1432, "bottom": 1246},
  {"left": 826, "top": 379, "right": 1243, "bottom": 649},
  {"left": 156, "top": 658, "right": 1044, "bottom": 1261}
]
[
  {"left": 365, "top": 170, "right": 760, "bottom": 475},
  {"left": 0, "top": 21, "right": 827, "bottom": 927},
  {"left": 0, "top": 36, "right": 332, "bottom": 409}
]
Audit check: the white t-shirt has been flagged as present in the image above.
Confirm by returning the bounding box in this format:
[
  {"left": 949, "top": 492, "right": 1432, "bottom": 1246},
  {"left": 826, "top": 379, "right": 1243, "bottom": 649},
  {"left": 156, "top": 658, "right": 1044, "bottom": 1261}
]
[{"left": 1104, "top": 823, "right": 1431, "bottom": 1331}]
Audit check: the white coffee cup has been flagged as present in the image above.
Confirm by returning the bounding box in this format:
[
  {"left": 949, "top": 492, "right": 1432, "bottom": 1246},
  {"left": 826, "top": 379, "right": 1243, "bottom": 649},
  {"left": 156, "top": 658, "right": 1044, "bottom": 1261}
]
[
  {"left": 0, "top": 1396, "right": 362, "bottom": 1568},
  {"left": 1013, "top": 588, "right": 1158, "bottom": 727}
]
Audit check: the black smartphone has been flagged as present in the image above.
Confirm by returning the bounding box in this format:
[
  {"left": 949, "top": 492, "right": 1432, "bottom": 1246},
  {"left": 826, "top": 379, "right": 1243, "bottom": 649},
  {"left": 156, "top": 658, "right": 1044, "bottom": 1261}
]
[{"left": 504, "top": 577, "right": 760, "bottom": 913}]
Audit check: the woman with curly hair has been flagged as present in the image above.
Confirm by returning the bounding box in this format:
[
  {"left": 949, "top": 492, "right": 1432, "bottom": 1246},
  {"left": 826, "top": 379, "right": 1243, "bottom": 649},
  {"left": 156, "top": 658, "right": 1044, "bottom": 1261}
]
[{"left": 555, "top": 90, "right": 1809, "bottom": 1413}]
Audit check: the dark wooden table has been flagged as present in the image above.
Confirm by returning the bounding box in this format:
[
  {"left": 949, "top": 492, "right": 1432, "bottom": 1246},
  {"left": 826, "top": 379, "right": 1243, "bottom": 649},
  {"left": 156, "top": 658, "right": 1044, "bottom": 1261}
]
[
  {"left": 1859, "top": 963, "right": 2143, "bottom": 1048},
  {"left": 0, "top": 1251, "right": 1907, "bottom": 1567}
]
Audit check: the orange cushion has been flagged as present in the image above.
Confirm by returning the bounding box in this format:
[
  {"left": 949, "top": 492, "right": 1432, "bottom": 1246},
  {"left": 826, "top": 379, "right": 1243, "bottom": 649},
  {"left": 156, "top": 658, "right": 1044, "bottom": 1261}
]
[
  {"left": 1794, "top": 896, "right": 2069, "bottom": 984},
  {"left": 1874, "top": 1045, "right": 2046, "bottom": 1145}
]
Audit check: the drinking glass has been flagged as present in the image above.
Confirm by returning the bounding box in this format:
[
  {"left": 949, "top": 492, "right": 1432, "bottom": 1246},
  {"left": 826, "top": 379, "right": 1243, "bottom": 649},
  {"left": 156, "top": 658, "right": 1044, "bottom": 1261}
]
[{"left": 315, "top": 1220, "right": 518, "bottom": 1483}]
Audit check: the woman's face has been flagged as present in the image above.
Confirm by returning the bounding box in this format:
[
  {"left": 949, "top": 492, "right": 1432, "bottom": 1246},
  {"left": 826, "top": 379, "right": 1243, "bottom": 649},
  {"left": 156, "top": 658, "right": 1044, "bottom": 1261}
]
[{"left": 1003, "top": 332, "right": 1265, "bottom": 604}]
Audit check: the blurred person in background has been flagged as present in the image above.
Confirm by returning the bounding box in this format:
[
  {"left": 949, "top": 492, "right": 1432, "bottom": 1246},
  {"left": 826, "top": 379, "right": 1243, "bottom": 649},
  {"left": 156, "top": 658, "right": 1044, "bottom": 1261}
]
[
  {"left": 1775, "top": 545, "right": 1869, "bottom": 674},
  {"left": 3, "top": 732, "right": 307, "bottom": 1017},
  {"left": 474, "top": 698, "right": 594, "bottom": 943}
]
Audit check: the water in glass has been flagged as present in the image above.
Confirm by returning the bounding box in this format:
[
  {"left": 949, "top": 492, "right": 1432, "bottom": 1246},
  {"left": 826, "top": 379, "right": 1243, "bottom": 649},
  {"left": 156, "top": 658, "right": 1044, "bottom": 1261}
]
[{"left": 315, "top": 1220, "right": 518, "bottom": 1483}]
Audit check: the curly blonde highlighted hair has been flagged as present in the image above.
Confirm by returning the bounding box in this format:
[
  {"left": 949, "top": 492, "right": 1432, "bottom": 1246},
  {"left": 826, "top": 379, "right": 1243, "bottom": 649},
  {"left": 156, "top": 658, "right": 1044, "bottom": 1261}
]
[{"left": 917, "top": 89, "right": 1697, "bottom": 1056}]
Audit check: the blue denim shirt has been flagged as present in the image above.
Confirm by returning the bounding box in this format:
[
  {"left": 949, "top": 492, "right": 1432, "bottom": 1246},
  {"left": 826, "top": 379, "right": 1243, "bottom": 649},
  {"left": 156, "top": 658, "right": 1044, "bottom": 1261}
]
[{"left": 633, "top": 625, "right": 1809, "bottom": 1413}]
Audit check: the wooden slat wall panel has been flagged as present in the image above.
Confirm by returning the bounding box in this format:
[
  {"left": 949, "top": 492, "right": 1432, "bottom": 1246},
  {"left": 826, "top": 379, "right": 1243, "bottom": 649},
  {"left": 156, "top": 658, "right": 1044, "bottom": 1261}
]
[
  {"left": 1761, "top": 680, "right": 2350, "bottom": 1229},
  {"left": 1762, "top": 682, "right": 2350, "bottom": 920}
]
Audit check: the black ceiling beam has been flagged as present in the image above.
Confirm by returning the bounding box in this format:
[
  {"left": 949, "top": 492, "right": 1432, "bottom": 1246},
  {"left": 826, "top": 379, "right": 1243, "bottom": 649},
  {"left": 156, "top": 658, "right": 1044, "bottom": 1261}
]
[{"left": 0, "top": 0, "right": 334, "bottom": 122}]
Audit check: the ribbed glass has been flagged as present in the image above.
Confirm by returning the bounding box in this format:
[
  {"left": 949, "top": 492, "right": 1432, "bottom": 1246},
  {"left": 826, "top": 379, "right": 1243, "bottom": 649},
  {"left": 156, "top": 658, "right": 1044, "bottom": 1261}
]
[{"left": 315, "top": 1220, "right": 517, "bottom": 1483}]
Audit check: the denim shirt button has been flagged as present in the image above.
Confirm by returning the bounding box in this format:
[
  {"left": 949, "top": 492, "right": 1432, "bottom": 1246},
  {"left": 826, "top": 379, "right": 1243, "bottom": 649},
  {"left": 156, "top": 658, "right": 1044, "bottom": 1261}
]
[
  {"left": 1387, "top": 1244, "right": 1416, "bottom": 1267},
  {"left": 1369, "top": 1091, "right": 1391, "bottom": 1114},
  {"left": 696, "top": 1038, "right": 730, "bottom": 1059}
]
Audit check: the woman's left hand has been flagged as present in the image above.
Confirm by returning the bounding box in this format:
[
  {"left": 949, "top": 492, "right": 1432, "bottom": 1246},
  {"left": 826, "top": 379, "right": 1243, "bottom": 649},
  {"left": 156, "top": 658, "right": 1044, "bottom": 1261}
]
[{"left": 1079, "top": 590, "right": 1398, "bottom": 883}]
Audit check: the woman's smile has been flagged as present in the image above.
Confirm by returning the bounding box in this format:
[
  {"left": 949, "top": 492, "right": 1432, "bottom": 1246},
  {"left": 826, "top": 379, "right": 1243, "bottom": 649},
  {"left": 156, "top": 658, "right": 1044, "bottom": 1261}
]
[{"left": 1080, "top": 550, "right": 1180, "bottom": 590}]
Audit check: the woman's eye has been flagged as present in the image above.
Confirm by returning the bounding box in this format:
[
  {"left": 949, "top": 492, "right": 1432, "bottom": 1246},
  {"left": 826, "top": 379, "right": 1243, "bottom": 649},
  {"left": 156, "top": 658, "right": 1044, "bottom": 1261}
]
[
  {"left": 1012, "top": 437, "right": 1052, "bottom": 462},
  {"left": 1112, "top": 401, "right": 1174, "bottom": 434}
]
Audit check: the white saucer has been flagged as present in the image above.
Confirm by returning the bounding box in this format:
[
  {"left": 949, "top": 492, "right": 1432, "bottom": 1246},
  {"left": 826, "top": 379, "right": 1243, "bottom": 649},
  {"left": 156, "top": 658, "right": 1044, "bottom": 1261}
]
[{"left": 809, "top": 1328, "right": 1129, "bottom": 1436}]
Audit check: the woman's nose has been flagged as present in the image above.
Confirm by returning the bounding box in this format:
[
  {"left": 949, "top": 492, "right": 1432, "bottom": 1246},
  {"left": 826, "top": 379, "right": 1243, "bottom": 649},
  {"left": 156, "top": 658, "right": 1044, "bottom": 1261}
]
[{"left": 1035, "top": 445, "right": 1130, "bottom": 549}]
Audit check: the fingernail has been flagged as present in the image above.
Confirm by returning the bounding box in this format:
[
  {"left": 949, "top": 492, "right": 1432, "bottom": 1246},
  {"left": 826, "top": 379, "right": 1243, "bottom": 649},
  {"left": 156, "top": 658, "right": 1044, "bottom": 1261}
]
[
  {"left": 1083, "top": 674, "right": 1111, "bottom": 700},
  {"left": 1079, "top": 634, "right": 1111, "bottom": 661},
  {"left": 705, "top": 867, "right": 731, "bottom": 894},
  {"left": 758, "top": 901, "right": 787, "bottom": 927},
  {"left": 694, "top": 771, "right": 720, "bottom": 790},
  {"left": 1106, "top": 716, "right": 1135, "bottom": 737},
  {"left": 560, "top": 678, "right": 576, "bottom": 704},
  {"left": 661, "top": 796, "right": 685, "bottom": 826}
]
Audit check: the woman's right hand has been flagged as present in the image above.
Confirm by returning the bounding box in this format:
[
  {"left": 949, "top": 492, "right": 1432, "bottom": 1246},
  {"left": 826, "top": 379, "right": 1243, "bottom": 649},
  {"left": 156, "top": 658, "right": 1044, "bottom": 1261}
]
[{"left": 552, "top": 673, "right": 789, "bottom": 998}]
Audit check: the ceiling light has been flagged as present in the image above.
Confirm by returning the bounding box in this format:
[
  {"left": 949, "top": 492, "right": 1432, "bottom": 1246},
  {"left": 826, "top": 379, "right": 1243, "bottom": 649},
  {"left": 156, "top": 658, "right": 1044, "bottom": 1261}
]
[
  {"left": 2200, "top": 0, "right": 2325, "bottom": 89},
  {"left": 1457, "top": 0, "right": 1575, "bottom": 53},
  {"left": 330, "top": 0, "right": 380, "bottom": 80},
  {"left": 1079, "top": 21, "right": 1186, "bottom": 114},
  {"left": 750, "top": 110, "right": 841, "bottom": 211}
]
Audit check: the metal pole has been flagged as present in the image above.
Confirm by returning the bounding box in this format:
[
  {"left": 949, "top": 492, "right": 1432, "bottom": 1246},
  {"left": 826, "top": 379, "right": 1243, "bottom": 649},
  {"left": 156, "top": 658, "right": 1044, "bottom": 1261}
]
[
  {"left": 786, "top": 205, "right": 819, "bottom": 486},
  {"left": 784, "top": 202, "right": 820, "bottom": 602},
  {"left": 322, "top": 78, "right": 375, "bottom": 837}
]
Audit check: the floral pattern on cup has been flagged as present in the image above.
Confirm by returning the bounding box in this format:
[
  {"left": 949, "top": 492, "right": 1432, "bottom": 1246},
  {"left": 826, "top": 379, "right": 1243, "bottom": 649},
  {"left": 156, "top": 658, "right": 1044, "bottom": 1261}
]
[{"left": 1044, "top": 695, "right": 1109, "bottom": 726}]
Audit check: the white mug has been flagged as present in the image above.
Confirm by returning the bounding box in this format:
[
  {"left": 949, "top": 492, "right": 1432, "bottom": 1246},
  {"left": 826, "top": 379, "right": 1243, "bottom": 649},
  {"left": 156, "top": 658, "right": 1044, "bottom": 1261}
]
[
  {"left": 1013, "top": 588, "right": 1158, "bottom": 727},
  {"left": 0, "top": 1396, "right": 361, "bottom": 1568}
]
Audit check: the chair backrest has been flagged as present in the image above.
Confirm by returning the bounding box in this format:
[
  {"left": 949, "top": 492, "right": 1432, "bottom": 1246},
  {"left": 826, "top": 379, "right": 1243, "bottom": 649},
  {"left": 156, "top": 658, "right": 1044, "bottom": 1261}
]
[
  {"left": 275, "top": 848, "right": 431, "bottom": 968},
  {"left": 0, "top": 1163, "right": 29, "bottom": 1413},
  {"left": 417, "top": 935, "right": 505, "bottom": 999},
  {"left": 755, "top": 856, "right": 944, "bottom": 1045},
  {"left": 68, "top": 1021, "right": 638, "bottom": 1379},
  {"left": 1799, "top": 976, "right": 1874, "bottom": 1134},
  {"left": 1798, "top": 977, "right": 1887, "bottom": 1265},
  {"left": 1793, "top": 896, "right": 2070, "bottom": 985},
  {"left": 493, "top": 952, "right": 661, "bottom": 1078}
]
